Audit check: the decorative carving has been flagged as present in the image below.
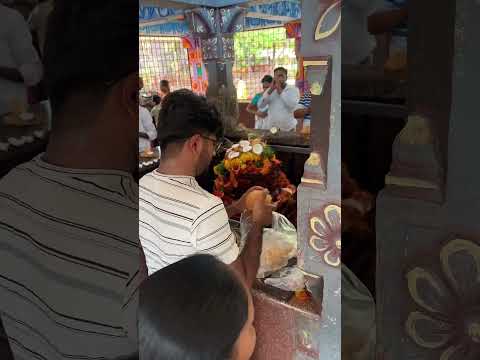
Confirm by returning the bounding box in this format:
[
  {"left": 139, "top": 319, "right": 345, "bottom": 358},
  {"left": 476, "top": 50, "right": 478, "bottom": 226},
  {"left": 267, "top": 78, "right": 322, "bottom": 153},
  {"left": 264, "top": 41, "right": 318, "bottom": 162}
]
[
  {"left": 396, "top": 114, "right": 434, "bottom": 145},
  {"left": 301, "top": 152, "right": 326, "bottom": 188},
  {"left": 222, "top": 37, "right": 235, "bottom": 60},
  {"left": 386, "top": 114, "right": 444, "bottom": 191},
  {"left": 201, "top": 37, "right": 218, "bottom": 60},
  {"left": 405, "top": 238, "right": 480, "bottom": 359},
  {"left": 309, "top": 204, "right": 341, "bottom": 267},
  {"left": 314, "top": 1, "right": 341, "bottom": 41}
]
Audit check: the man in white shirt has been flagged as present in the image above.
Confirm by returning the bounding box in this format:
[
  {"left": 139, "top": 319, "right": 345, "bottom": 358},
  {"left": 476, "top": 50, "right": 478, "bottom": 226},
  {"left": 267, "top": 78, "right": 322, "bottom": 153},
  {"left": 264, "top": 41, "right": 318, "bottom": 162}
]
[
  {"left": 139, "top": 89, "right": 273, "bottom": 287},
  {"left": 0, "top": 2, "right": 43, "bottom": 115},
  {"left": 139, "top": 77, "right": 157, "bottom": 153},
  {"left": 258, "top": 67, "right": 300, "bottom": 131},
  {"left": 0, "top": 1, "right": 144, "bottom": 359},
  {"left": 139, "top": 105, "right": 157, "bottom": 153}
]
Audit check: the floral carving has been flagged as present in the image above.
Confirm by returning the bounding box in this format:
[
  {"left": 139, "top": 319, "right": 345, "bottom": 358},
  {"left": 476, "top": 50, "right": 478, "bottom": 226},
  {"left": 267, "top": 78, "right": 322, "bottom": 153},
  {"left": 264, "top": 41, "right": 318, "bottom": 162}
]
[
  {"left": 309, "top": 204, "right": 341, "bottom": 267},
  {"left": 405, "top": 238, "right": 480, "bottom": 359}
]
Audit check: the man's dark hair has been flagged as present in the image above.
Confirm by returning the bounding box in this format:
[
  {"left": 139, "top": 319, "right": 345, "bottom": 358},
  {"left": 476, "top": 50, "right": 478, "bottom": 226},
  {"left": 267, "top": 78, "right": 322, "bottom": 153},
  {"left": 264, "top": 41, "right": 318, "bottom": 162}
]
[
  {"left": 160, "top": 80, "right": 169, "bottom": 87},
  {"left": 157, "top": 89, "right": 224, "bottom": 153},
  {"left": 43, "top": 0, "right": 138, "bottom": 114},
  {"left": 261, "top": 75, "right": 273, "bottom": 84},
  {"left": 139, "top": 254, "right": 248, "bottom": 360},
  {"left": 274, "top": 67, "right": 288, "bottom": 76}
]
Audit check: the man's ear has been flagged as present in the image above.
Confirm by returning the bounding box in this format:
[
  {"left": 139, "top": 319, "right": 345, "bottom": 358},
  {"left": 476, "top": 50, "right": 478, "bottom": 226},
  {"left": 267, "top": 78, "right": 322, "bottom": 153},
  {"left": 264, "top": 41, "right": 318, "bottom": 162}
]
[
  {"left": 119, "top": 72, "right": 140, "bottom": 122},
  {"left": 188, "top": 134, "right": 202, "bottom": 155}
]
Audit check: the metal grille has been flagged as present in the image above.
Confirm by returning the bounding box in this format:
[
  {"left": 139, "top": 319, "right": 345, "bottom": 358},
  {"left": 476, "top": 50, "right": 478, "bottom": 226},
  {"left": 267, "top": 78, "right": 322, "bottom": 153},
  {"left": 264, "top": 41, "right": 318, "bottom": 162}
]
[
  {"left": 233, "top": 27, "right": 297, "bottom": 101},
  {"left": 139, "top": 36, "right": 192, "bottom": 93}
]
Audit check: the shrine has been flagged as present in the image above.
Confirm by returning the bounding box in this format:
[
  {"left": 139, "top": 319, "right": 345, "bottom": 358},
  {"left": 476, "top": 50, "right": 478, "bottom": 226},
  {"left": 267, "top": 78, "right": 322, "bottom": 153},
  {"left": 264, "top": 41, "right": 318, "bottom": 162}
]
[{"left": 139, "top": 0, "right": 341, "bottom": 359}]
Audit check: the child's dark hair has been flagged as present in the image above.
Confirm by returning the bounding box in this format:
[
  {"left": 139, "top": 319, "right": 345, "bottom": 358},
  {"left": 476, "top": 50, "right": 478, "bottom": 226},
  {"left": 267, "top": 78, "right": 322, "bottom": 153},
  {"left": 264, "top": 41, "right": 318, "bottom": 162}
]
[{"left": 138, "top": 254, "right": 248, "bottom": 360}]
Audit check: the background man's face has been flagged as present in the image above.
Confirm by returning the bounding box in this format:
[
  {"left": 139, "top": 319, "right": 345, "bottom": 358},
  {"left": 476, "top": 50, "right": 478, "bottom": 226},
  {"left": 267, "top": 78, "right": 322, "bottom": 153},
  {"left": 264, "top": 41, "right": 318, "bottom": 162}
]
[
  {"left": 274, "top": 71, "right": 287, "bottom": 87},
  {"left": 160, "top": 85, "right": 170, "bottom": 95},
  {"left": 262, "top": 81, "right": 271, "bottom": 91}
]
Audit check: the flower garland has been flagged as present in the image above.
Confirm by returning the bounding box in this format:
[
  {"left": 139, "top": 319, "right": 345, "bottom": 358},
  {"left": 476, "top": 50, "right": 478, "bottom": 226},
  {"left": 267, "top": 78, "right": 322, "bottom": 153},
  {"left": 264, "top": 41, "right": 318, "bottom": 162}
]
[{"left": 213, "top": 138, "right": 296, "bottom": 209}]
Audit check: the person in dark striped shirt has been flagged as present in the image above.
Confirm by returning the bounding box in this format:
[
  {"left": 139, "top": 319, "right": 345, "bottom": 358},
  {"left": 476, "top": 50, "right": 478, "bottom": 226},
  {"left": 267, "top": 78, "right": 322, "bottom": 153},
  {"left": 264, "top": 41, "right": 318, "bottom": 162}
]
[
  {"left": 0, "top": 2, "right": 144, "bottom": 359},
  {"left": 294, "top": 90, "right": 312, "bottom": 132}
]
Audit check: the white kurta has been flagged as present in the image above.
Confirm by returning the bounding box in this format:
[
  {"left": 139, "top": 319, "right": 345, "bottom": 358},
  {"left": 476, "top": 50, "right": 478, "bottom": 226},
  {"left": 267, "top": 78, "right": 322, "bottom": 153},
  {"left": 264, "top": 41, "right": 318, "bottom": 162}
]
[
  {"left": 258, "top": 85, "right": 300, "bottom": 131},
  {"left": 139, "top": 106, "right": 157, "bottom": 153}
]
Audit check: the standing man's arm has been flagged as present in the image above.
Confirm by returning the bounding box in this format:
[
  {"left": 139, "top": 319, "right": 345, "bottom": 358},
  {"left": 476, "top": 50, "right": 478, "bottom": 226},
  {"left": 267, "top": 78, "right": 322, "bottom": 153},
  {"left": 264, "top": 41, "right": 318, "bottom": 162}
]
[
  {"left": 278, "top": 87, "right": 300, "bottom": 112},
  {"left": 258, "top": 81, "right": 277, "bottom": 109}
]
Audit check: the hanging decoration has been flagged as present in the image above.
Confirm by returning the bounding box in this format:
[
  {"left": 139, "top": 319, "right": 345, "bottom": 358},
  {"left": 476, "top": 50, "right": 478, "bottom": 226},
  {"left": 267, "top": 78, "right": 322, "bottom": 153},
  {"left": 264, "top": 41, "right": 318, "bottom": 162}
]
[{"left": 182, "top": 36, "right": 209, "bottom": 95}]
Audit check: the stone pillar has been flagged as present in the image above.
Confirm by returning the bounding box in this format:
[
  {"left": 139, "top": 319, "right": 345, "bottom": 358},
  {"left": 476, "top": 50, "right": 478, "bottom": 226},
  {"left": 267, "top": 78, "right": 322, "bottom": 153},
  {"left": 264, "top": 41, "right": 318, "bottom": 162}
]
[
  {"left": 376, "top": 0, "right": 480, "bottom": 358},
  {"left": 186, "top": 7, "right": 245, "bottom": 132},
  {"left": 297, "top": 1, "right": 341, "bottom": 359}
]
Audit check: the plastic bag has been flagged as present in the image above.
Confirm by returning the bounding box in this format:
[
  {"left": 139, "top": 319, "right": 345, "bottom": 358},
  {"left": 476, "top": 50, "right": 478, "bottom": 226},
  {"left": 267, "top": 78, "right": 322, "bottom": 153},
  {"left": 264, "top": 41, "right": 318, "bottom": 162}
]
[
  {"left": 264, "top": 267, "right": 305, "bottom": 292},
  {"left": 239, "top": 211, "right": 297, "bottom": 278}
]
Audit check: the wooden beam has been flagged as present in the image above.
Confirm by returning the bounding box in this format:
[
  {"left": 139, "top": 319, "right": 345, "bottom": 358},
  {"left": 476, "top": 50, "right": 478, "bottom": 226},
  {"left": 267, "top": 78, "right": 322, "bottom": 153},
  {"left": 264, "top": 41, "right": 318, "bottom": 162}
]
[
  {"left": 139, "top": 14, "right": 185, "bottom": 28},
  {"left": 246, "top": 11, "right": 296, "bottom": 22}
]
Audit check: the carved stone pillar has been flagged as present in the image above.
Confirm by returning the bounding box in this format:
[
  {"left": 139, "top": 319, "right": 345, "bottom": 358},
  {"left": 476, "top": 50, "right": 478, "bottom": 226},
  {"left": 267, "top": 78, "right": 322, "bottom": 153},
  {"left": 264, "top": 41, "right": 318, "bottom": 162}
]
[
  {"left": 185, "top": 7, "right": 245, "bottom": 132},
  {"left": 297, "top": 1, "right": 341, "bottom": 359},
  {"left": 376, "top": 0, "right": 480, "bottom": 358}
]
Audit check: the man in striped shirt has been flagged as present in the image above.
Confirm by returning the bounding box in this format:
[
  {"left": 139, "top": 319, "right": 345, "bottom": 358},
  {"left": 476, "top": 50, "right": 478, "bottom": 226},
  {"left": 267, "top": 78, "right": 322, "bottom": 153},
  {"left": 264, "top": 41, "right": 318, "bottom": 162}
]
[
  {"left": 139, "top": 90, "right": 273, "bottom": 287},
  {"left": 295, "top": 90, "right": 312, "bottom": 132},
  {"left": 0, "top": 2, "right": 144, "bottom": 359}
]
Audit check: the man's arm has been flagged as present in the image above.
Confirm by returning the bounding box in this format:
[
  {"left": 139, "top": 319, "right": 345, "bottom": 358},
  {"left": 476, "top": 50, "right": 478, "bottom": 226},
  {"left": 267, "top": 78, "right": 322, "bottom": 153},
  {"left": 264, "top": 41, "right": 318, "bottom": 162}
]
[
  {"left": 258, "top": 81, "right": 276, "bottom": 109},
  {"left": 225, "top": 186, "right": 266, "bottom": 218},
  {"left": 229, "top": 223, "right": 263, "bottom": 288},
  {"left": 278, "top": 87, "right": 300, "bottom": 112},
  {"left": 246, "top": 103, "right": 258, "bottom": 115},
  {"left": 229, "top": 198, "right": 273, "bottom": 288},
  {"left": 140, "top": 109, "right": 157, "bottom": 141}
]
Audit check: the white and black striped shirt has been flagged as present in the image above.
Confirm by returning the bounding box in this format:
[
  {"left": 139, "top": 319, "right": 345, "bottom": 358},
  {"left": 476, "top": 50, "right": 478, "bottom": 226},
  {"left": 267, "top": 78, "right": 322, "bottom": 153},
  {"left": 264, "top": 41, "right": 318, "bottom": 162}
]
[
  {"left": 139, "top": 171, "right": 239, "bottom": 275},
  {"left": 0, "top": 155, "right": 144, "bottom": 360}
]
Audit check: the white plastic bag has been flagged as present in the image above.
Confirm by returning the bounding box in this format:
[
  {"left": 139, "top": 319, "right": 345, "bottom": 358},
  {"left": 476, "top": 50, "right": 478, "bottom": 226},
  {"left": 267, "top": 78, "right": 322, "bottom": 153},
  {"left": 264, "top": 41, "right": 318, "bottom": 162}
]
[
  {"left": 239, "top": 211, "right": 297, "bottom": 278},
  {"left": 264, "top": 267, "right": 305, "bottom": 291}
]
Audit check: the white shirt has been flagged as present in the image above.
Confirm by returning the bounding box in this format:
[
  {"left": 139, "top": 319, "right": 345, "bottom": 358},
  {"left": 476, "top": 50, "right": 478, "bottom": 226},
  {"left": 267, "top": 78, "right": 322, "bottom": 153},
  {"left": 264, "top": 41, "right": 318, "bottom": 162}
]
[
  {"left": 342, "top": 0, "right": 385, "bottom": 64},
  {"left": 0, "top": 4, "right": 43, "bottom": 115},
  {"left": 139, "top": 172, "right": 239, "bottom": 275},
  {"left": 139, "top": 106, "right": 157, "bottom": 153},
  {"left": 0, "top": 155, "right": 144, "bottom": 360},
  {"left": 258, "top": 85, "right": 299, "bottom": 131}
]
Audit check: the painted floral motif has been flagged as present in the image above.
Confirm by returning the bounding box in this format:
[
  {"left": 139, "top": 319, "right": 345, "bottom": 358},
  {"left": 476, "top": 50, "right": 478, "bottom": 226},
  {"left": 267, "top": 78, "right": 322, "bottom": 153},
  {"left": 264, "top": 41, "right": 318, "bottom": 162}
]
[
  {"left": 315, "top": 1, "right": 341, "bottom": 41},
  {"left": 405, "top": 239, "right": 480, "bottom": 359},
  {"left": 309, "top": 204, "right": 341, "bottom": 267}
]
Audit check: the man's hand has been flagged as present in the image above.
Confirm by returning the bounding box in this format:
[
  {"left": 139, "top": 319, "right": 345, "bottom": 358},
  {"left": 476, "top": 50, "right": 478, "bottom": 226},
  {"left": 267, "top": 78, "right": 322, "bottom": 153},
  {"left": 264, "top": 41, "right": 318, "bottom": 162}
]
[
  {"left": 256, "top": 111, "right": 268, "bottom": 119},
  {"left": 228, "top": 187, "right": 266, "bottom": 218},
  {"left": 251, "top": 197, "right": 274, "bottom": 227},
  {"left": 268, "top": 81, "right": 277, "bottom": 94}
]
